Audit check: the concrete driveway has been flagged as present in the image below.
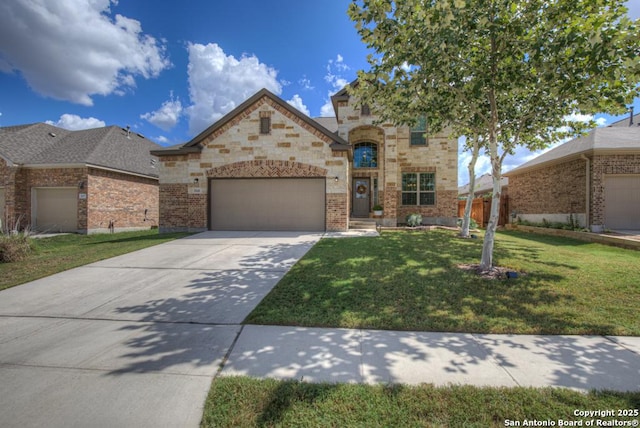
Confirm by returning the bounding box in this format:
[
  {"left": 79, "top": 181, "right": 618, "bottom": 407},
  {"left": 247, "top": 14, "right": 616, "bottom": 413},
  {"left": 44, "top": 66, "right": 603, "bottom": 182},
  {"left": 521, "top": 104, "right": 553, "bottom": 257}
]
[{"left": 0, "top": 231, "right": 321, "bottom": 428}]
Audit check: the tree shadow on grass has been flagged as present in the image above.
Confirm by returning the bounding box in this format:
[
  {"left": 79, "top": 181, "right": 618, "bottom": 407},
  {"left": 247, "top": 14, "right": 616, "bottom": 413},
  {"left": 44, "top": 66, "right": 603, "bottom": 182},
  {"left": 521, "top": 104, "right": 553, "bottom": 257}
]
[{"left": 247, "top": 230, "right": 616, "bottom": 335}]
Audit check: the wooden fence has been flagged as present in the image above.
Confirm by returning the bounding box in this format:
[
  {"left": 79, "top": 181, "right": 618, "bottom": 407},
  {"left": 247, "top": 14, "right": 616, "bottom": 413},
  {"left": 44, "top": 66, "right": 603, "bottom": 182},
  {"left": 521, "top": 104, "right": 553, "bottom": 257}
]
[{"left": 457, "top": 195, "right": 509, "bottom": 227}]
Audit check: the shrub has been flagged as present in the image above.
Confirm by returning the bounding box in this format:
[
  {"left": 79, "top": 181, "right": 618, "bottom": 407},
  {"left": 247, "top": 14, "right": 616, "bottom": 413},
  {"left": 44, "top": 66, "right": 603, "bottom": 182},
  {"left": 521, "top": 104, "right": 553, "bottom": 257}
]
[
  {"left": 457, "top": 217, "right": 479, "bottom": 229},
  {"left": 405, "top": 213, "right": 423, "bottom": 227},
  {"left": 0, "top": 232, "right": 34, "bottom": 263}
]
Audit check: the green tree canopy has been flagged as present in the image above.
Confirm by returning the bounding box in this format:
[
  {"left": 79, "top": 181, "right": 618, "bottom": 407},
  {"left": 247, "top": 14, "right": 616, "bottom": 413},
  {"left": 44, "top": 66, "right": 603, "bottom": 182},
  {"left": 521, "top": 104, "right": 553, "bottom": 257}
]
[{"left": 348, "top": 0, "right": 640, "bottom": 269}]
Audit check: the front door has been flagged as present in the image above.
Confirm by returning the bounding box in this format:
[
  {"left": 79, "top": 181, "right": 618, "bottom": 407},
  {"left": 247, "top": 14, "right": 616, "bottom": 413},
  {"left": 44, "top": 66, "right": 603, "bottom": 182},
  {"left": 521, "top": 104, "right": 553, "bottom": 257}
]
[{"left": 353, "top": 178, "right": 370, "bottom": 217}]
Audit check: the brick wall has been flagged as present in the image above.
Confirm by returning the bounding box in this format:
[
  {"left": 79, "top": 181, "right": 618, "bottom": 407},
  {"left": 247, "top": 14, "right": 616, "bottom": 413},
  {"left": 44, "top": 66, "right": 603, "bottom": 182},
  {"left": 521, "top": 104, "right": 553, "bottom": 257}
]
[
  {"left": 326, "top": 193, "right": 348, "bottom": 231},
  {"left": 509, "top": 158, "right": 587, "bottom": 226},
  {"left": 87, "top": 168, "right": 159, "bottom": 233},
  {"left": 159, "top": 183, "right": 189, "bottom": 232}
]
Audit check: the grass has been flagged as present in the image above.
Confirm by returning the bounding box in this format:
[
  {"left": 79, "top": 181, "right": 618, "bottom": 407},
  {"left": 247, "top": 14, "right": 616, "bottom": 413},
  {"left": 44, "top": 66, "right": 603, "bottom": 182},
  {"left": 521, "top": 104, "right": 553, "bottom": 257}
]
[
  {"left": 202, "top": 376, "right": 640, "bottom": 428},
  {"left": 0, "top": 229, "right": 191, "bottom": 290},
  {"left": 246, "top": 229, "right": 640, "bottom": 335}
]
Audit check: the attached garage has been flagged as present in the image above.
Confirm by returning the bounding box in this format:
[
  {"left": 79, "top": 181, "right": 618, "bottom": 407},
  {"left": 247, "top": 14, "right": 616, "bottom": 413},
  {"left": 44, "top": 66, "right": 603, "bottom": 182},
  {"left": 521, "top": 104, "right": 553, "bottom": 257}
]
[
  {"left": 32, "top": 188, "right": 78, "bottom": 233},
  {"left": 604, "top": 175, "right": 640, "bottom": 230},
  {"left": 210, "top": 178, "right": 325, "bottom": 231}
]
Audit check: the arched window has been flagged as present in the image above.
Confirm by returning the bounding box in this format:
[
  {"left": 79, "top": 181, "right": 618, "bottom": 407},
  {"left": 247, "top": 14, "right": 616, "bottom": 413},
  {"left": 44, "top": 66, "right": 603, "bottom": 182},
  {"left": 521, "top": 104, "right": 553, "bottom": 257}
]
[{"left": 354, "top": 142, "right": 378, "bottom": 168}]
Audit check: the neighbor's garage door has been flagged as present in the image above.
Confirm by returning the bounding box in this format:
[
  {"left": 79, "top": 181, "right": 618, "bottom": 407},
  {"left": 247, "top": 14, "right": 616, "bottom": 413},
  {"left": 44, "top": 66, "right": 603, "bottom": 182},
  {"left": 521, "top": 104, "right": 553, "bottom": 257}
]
[
  {"left": 605, "top": 175, "right": 640, "bottom": 229},
  {"left": 210, "top": 178, "right": 325, "bottom": 231},
  {"left": 33, "top": 188, "right": 78, "bottom": 233}
]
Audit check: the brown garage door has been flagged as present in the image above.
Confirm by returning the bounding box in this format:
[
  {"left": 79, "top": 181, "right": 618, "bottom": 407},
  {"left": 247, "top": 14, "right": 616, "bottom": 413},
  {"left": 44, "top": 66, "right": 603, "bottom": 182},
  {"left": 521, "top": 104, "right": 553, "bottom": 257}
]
[
  {"left": 604, "top": 175, "right": 640, "bottom": 230},
  {"left": 210, "top": 178, "right": 325, "bottom": 231},
  {"left": 33, "top": 188, "right": 78, "bottom": 233}
]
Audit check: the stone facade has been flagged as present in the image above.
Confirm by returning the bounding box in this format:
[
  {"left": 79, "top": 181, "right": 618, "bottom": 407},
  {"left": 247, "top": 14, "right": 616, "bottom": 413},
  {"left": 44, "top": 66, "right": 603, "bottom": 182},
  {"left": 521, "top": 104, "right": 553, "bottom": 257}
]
[
  {"left": 154, "top": 88, "right": 459, "bottom": 231},
  {"left": 155, "top": 91, "right": 350, "bottom": 232},
  {"left": 335, "top": 92, "right": 459, "bottom": 226},
  {"left": 0, "top": 157, "right": 158, "bottom": 233}
]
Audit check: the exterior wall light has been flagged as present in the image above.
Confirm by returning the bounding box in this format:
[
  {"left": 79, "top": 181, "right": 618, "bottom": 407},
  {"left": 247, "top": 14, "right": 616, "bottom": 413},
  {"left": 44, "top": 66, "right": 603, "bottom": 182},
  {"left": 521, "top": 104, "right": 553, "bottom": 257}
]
[{"left": 334, "top": 176, "right": 339, "bottom": 182}]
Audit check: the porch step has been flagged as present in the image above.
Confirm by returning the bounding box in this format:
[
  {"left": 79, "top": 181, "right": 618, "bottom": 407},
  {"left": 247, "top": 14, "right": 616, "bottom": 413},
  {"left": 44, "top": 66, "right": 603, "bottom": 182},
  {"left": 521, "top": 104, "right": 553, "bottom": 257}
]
[{"left": 349, "top": 218, "right": 378, "bottom": 231}]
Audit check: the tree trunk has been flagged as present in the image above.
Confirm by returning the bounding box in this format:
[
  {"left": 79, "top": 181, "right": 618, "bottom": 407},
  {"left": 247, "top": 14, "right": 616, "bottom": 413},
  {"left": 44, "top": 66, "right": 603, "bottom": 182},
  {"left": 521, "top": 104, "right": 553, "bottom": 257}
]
[
  {"left": 460, "top": 137, "right": 480, "bottom": 238},
  {"left": 479, "top": 138, "right": 502, "bottom": 271}
]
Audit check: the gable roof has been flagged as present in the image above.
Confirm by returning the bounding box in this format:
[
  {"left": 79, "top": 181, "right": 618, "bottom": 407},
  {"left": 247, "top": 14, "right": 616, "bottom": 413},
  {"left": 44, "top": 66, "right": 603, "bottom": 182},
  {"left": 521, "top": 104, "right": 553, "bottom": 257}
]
[
  {"left": 0, "top": 123, "right": 162, "bottom": 178},
  {"left": 458, "top": 173, "right": 509, "bottom": 196},
  {"left": 505, "top": 125, "right": 640, "bottom": 176},
  {"left": 153, "top": 88, "right": 349, "bottom": 156}
]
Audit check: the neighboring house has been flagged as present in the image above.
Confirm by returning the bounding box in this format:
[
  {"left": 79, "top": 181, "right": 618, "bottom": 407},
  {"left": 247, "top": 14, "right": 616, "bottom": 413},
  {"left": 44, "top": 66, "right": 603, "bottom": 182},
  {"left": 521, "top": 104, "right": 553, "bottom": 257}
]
[
  {"left": 0, "top": 123, "right": 161, "bottom": 233},
  {"left": 504, "top": 113, "right": 640, "bottom": 231},
  {"left": 151, "top": 85, "right": 458, "bottom": 232},
  {"left": 458, "top": 173, "right": 509, "bottom": 199}
]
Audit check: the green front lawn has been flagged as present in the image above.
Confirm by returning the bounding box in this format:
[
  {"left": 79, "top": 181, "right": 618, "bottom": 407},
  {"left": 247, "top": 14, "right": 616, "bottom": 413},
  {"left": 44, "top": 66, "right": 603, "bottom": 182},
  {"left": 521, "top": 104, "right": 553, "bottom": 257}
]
[
  {"left": 246, "top": 230, "right": 640, "bottom": 335},
  {"left": 0, "top": 230, "right": 190, "bottom": 290},
  {"left": 202, "top": 377, "right": 640, "bottom": 428}
]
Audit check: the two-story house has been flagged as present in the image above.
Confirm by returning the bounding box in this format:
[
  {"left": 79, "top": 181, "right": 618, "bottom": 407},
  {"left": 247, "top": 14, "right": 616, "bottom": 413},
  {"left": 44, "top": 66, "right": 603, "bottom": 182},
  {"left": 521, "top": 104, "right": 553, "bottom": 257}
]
[{"left": 151, "top": 84, "right": 458, "bottom": 232}]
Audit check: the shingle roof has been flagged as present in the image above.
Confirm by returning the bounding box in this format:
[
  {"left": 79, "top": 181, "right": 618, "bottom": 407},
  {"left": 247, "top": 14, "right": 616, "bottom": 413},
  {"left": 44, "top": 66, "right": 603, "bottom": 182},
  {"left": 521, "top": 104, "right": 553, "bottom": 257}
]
[
  {"left": 312, "top": 117, "right": 339, "bottom": 133},
  {"left": 0, "top": 123, "right": 162, "bottom": 178},
  {"left": 504, "top": 125, "right": 640, "bottom": 176},
  {"left": 186, "top": 88, "right": 349, "bottom": 148},
  {"left": 458, "top": 173, "right": 509, "bottom": 196}
]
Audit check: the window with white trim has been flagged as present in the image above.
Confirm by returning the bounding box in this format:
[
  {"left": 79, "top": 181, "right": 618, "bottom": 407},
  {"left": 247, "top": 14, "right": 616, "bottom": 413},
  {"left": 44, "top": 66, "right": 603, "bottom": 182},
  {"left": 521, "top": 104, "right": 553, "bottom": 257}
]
[{"left": 402, "top": 172, "right": 435, "bottom": 205}]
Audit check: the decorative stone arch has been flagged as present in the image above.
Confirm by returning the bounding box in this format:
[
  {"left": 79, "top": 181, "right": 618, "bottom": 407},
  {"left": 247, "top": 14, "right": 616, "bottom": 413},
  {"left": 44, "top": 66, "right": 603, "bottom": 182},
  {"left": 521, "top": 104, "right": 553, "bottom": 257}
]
[
  {"left": 348, "top": 125, "right": 385, "bottom": 146},
  {"left": 206, "top": 160, "right": 327, "bottom": 178}
]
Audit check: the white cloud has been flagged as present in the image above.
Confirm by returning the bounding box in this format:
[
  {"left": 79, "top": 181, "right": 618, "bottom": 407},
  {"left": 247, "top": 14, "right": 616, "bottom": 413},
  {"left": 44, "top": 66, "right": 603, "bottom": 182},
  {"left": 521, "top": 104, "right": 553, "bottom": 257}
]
[
  {"left": 0, "top": 0, "right": 170, "bottom": 105},
  {"left": 286, "top": 94, "right": 310, "bottom": 116},
  {"left": 319, "top": 54, "right": 351, "bottom": 117},
  {"left": 186, "top": 42, "right": 282, "bottom": 135},
  {"left": 141, "top": 92, "right": 183, "bottom": 131},
  {"left": 46, "top": 114, "right": 106, "bottom": 130},
  {"left": 299, "top": 76, "right": 314, "bottom": 90},
  {"left": 155, "top": 135, "right": 169, "bottom": 144}
]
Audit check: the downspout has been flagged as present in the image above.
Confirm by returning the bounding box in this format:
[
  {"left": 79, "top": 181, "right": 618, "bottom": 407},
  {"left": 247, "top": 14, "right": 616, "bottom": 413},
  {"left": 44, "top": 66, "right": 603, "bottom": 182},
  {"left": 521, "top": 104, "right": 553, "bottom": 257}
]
[{"left": 580, "top": 154, "right": 590, "bottom": 229}]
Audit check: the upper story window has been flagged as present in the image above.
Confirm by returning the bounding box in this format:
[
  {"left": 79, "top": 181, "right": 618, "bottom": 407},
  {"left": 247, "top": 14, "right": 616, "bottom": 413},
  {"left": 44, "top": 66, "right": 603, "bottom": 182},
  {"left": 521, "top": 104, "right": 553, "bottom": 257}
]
[
  {"left": 354, "top": 142, "right": 378, "bottom": 168},
  {"left": 259, "top": 111, "right": 271, "bottom": 135},
  {"left": 410, "top": 116, "right": 428, "bottom": 146},
  {"left": 259, "top": 116, "right": 271, "bottom": 134},
  {"left": 360, "top": 104, "right": 371, "bottom": 116}
]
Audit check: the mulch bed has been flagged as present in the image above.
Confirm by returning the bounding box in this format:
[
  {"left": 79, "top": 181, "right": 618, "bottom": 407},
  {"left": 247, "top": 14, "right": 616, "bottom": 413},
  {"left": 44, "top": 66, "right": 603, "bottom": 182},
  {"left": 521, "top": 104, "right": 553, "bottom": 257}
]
[{"left": 458, "top": 263, "right": 523, "bottom": 280}]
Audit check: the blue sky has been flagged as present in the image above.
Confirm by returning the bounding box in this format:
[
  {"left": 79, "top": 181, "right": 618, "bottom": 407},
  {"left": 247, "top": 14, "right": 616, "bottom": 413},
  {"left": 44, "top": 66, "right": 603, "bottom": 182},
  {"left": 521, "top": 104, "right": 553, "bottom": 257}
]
[{"left": 1, "top": 0, "right": 638, "bottom": 185}]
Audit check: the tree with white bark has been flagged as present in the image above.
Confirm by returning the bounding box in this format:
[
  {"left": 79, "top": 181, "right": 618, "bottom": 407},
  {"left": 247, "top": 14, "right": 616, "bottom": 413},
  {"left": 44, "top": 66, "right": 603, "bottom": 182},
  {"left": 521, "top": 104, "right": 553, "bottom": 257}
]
[{"left": 348, "top": 0, "right": 639, "bottom": 271}]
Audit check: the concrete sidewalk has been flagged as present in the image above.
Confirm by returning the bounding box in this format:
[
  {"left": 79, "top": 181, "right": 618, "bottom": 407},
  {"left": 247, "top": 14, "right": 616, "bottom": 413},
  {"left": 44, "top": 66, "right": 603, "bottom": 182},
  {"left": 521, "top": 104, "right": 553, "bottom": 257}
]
[{"left": 220, "top": 325, "right": 640, "bottom": 392}]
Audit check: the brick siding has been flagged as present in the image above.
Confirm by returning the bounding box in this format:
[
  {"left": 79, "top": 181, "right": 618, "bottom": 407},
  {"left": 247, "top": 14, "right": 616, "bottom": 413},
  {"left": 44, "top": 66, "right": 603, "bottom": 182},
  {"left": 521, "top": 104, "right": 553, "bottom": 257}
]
[
  {"left": 87, "top": 168, "right": 159, "bottom": 233},
  {"left": 509, "top": 158, "right": 586, "bottom": 217},
  {"left": 0, "top": 158, "right": 159, "bottom": 233}
]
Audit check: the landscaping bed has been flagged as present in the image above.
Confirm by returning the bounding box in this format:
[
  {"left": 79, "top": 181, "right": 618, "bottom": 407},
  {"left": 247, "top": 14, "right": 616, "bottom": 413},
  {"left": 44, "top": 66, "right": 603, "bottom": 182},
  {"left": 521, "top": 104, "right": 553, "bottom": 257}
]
[{"left": 246, "top": 229, "right": 640, "bottom": 335}]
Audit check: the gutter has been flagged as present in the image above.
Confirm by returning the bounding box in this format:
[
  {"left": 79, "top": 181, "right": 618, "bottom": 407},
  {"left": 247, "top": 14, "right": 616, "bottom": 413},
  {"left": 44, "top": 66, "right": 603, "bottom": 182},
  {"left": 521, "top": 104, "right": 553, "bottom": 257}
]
[{"left": 580, "top": 154, "right": 590, "bottom": 228}]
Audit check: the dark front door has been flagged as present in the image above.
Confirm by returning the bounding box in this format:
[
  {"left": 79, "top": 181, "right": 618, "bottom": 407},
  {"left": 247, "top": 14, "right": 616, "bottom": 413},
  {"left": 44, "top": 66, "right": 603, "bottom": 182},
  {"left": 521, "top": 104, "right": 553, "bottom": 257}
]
[{"left": 352, "top": 178, "right": 370, "bottom": 217}]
